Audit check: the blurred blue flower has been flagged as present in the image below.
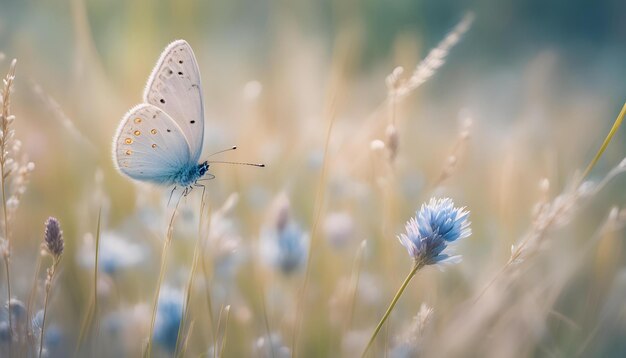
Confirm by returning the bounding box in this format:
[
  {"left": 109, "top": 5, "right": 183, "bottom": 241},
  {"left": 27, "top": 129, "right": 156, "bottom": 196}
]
[
  {"left": 398, "top": 198, "right": 471, "bottom": 266},
  {"left": 153, "top": 287, "right": 183, "bottom": 352},
  {"left": 78, "top": 232, "right": 146, "bottom": 275},
  {"left": 275, "top": 222, "right": 308, "bottom": 274},
  {"left": 0, "top": 321, "right": 10, "bottom": 343},
  {"left": 32, "top": 310, "right": 62, "bottom": 352},
  {"left": 254, "top": 332, "right": 291, "bottom": 358},
  {"left": 261, "top": 193, "right": 309, "bottom": 275}
]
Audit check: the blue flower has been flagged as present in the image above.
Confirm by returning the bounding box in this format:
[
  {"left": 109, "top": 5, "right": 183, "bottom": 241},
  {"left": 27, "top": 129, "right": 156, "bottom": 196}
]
[
  {"left": 77, "top": 232, "right": 146, "bottom": 275},
  {"left": 398, "top": 198, "right": 471, "bottom": 266},
  {"left": 153, "top": 287, "right": 183, "bottom": 352},
  {"left": 261, "top": 193, "right": 309, "bottom": 275}
]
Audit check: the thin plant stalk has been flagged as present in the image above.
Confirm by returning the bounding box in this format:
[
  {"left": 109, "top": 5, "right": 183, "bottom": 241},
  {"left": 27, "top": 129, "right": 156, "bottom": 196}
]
[
  {"left": 0, "top": 60, "right": 16, "bottom": 351},
  {"left": 201, "top": 255, "right": 216, "bottom": 350},
  {"left": 362, "top": 263, "right": 423, "bottom": 357},
  {"left": 292, "top": 64, "right": 340, "bottom": 358},
  {"left": 175, "top": 196, "right": 210, "bottom": 357},
  {"left": 345, "top": 240, "right": 367, "bottom": 332},
  {"left": 39, "top": 258, "right": 60, "bottom": 358},
  {"left": 197, "top": 195, "right": 216, "bottom": 352},
  {"left": 260, "top": 292, "right": 275, "bottom": 358},
  {"left": 218, "top": 306, "right": 231, "bottom": 358},
  {"left": 145, "top": 198, "right": 182, "bottom": 358},
  {"left": 179, "top": 320, "right": 195, "bottom": 358},
  {"left": 75, "top": 206, "right": 102, "bottom": 355},
  {"left": 26, "top": 253, "right": 43, "bottom": 353},
  {"left": 580, "top": 102, "right": 626, "bottom": 182},
  {"left": 214, "top": 305, "right": 224, "bottom": 358},
  {"left": 292, "top": 31, "right": 356, "bottom": 355}
]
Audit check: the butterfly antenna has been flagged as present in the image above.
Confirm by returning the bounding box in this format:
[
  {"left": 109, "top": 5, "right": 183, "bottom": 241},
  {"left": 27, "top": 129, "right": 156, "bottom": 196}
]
[
  {"left": 208, "top": 160, "right": 265, "bottom": 168},
  {"left": 208, "top": 146, "right": 238, "bottom": 157}
]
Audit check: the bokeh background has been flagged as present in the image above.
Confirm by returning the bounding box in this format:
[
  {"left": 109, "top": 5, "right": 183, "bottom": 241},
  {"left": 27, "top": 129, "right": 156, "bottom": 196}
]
[{"left": 0, "top": 0, "right": 625, "bottom": 357}]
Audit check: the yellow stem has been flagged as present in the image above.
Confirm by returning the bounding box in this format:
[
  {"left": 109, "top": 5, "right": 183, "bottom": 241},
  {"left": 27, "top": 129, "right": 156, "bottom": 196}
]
[
  {"left": 581, "top": 102, "right": 626, "bottom": 182},
  {"left": 362, "top": 263, "right": 421, "bottom": 357}
]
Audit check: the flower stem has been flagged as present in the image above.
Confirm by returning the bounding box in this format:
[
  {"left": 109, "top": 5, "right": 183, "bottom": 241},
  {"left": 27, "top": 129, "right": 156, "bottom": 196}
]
[
  {"left": 39, "top": 263, "right": 57, "bottom": 358},
  {"left": 581, "top": 102, "right": 626, "bottom": 182},
  {"left": 145, "top": 199, "right": 181, "bottom": 358},
  {"left": 362, "top": 263, "right": 421, "bottom": 357}
]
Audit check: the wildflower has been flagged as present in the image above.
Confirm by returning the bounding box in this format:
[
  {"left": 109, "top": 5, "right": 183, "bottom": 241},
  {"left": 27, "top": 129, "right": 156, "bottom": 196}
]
[
  {"left": 261, "top": 193, "right": 308, "bottom": 275},
  {"left": 78, "top": 232, "right": 145, "bottom": 275},
  {"left": 153, "top": 287, "right": 183, "bottom": 352},
  {"left": 261, "top": 224, "right": 308, "bottom": 276},
  {"left": 39, "top": 217, "right": 64, "bottom": 358},
  {"left": 398, "top": 198, "right": 470, "bottom": 267},
  {"left": 43, "top": 217, "right": 64, "bottom": 259},
  {"left": 0, "top": 321, "right": 9, "bottom": 343},
  {"left": 363, "top": 197, "right": 470, "bottom": 357}
]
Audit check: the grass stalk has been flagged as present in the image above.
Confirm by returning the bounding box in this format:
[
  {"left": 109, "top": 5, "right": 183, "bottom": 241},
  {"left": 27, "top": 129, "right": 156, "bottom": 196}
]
[
  {"left": 362, "top": 263, "right": 422, "bottom": 357},
  {"left": 219, "top": 305, "right": 231, "bottom": 358},
  {"left": 175, "top": 195, "right": 210, "bottom": 356},
  {"left": 144, "top": 198, "right": 182, "bottom": 357},
  {"left": 75, "top": 206, "right": 102, "bottom": 355},
  {"left": 580, "top": 102, "right": 626, "bottom": 182},
  {"left": 0, "top": 59, "right": 16, "bottom": 353},
  {"left": 26, "top": 253, "right": 43, "bottom": 354},
  {"left": 346, "top": 240, "right": 367, "bottom": 331},
  {"left": 38, "top": 258, "right": 59, "bottom": 358}
]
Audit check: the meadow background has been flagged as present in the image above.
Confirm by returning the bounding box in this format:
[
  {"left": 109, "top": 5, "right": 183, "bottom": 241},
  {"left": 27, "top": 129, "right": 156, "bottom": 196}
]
[{"left": 0, "top": 0, "right": 626, "bottom": 357}]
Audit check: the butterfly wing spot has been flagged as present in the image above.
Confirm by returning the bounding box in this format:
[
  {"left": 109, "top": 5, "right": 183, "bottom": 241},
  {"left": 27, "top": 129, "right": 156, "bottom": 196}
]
[
  {"left": 125, "top": 150, "right": 132, "bottom": 155},
  {"left": 151, "top": 129, "right": 157, "bottom": 134},
  {"left": 125, "top": 138, "right": 133, "bottom": 144},
  {"left": 134, "top": 130, "right": 141, "bottom": 136},
  {"left": 143, "top": 40, "right": 204, "bottom": 162},
  {"left": 151, "top": 144, "right": 157, "bottom": 148},
  {"left": 190, "top": 120, "right": 195, "bottom": 124},
  {"left": 167, "top": 129, "right": 171, "bottom": 132},
  {"left": 134, "top": 118, "right": 142, "bottom": 123}
]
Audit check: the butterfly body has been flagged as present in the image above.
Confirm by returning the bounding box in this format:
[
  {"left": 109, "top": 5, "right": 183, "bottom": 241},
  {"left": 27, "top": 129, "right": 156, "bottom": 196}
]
[
  {"left": 113, "top": 40, "right": 209, "bottom": 189},
  {"left": 173, "top": 161, "right": 209, "bottom": 187}
]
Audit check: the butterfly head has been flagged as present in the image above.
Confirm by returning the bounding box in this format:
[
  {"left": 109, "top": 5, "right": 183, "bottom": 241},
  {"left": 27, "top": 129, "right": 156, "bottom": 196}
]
[{"left": 198, "top": 161, "right": 210, "bottom": 177}]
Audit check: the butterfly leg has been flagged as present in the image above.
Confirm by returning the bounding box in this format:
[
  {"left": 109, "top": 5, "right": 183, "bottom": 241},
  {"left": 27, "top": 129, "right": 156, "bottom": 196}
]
[
  {"left": 168, "top": 186, "right": 177, "bottom": 206},
  {"left": 194, "top": 182, "right": 206, "bottom": 202},
  {"left": 196, "top": 173, "right": 215, "bottom": 182}
]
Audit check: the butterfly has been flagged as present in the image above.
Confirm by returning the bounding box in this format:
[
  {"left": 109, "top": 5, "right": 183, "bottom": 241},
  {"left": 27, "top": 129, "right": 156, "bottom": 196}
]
[{"left": 113, "top": 40, "right": 263, "bottom": 195}]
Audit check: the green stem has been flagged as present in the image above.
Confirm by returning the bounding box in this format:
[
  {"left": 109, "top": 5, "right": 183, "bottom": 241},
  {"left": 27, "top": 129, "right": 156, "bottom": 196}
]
[
  {"left": 362, "top": 263, "right": 421, "bottom": 357},
  {"left": 581, "top": 102, "right": 626, "bottom": 182}
]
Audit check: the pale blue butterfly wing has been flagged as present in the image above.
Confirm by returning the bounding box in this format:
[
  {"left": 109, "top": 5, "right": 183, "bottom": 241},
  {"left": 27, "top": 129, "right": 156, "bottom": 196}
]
[
  {"left": 113, "top": 103, "right": 192, "bottom": 185},
  {"left": 143, "top": 40, "right": 205, "bottom": 162}
]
